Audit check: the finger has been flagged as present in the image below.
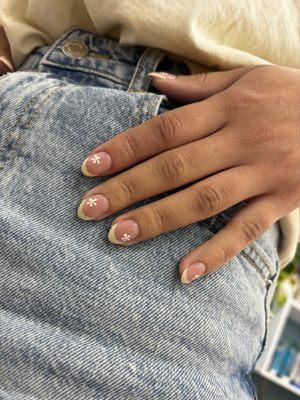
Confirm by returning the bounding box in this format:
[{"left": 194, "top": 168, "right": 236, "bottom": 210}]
[
  {"left": 105, "top": 166, "right": 266, "bottom": 246},
  {"left": 81, "top": 96, "right": 226, "bottom": 177},
  {"left": 78, "top": 130, "right": 238, "bottom": 220},
  {"left": 179, "top": 194, "right": 280, "bottom": 284},
  {"left": 149, "top": 66, "right": 258, "bottom": 103}
]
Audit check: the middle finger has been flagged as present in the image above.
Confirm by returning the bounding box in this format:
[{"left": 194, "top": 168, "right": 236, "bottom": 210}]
[{"left": 78, "top": 129, "right": 238, "bottom": 220}]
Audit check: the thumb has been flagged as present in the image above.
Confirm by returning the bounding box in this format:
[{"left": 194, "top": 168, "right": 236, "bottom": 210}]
[{"left": 149, "top": 66, "right": 255, "bottom": 104}]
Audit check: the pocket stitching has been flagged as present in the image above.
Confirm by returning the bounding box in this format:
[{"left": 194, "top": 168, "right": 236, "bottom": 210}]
[
  {"left": 201, "top": 216, "right": 276, "bottom": 282},
  {"left": 213, "top": 212, "right": 277, "bottom": 274},
  {"left": 0, "top": 82, "right": 63, "bottom": 170}
]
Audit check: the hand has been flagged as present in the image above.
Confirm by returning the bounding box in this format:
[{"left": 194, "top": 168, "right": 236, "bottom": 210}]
[{"left": 78, "top": 65, "right": 300, "bottom": 283}]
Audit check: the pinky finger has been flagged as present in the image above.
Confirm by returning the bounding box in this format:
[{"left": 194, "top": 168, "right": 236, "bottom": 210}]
[{"left": 179, "top": 195, "right": 281, "bottom": 284}]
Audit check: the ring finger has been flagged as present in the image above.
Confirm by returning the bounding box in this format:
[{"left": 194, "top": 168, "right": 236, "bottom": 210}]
[{"left": 107, "top": 165, "right": 266, "bottom": 245}]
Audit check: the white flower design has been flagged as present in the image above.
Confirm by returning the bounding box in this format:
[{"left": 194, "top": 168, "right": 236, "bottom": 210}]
[
  {"left": 87, "top": 198, "right": 98, "bottom": 207},
  {"left": 91, "top": 154, "right": 101, "bottom": 164},
  {"left": 121, "top": 233, "right": 131, "bottom": 242}
]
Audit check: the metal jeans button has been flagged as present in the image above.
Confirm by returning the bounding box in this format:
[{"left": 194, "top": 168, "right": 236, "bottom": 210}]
[
  {"left": 266, "top": 278, "right": 273, "bottom": 287},
  {"left": 62, "top": 40, "right": 89, "bottom": 59}
]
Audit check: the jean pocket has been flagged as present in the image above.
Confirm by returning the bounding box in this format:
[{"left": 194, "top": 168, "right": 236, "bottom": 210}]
[{"left": 0, "top": 71, "right": 64, "bottom": 171}]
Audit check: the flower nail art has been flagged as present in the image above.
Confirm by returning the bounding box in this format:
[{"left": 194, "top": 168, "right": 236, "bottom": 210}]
[
  {"left": 87, "top": 198, "right": 98, "bottom": 207},
  {"left": 121, "top": 233, "right": 132, "bottom": 242},
  {"left": 81, "top": 152, "right": 112, "bottom": 177},
  {"left": 108, "top": 220, "right": 140, "bottom": 245},
  {"left": 91, "top": 154, "right": 101, "bottom": 164},
  {"left": 78, "top": 194, "right": 110, "bottom": 221}
]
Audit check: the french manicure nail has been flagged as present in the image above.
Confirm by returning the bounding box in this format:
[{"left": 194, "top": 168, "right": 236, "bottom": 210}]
[
  {"left": 81, "top": 151, "right": 112, "bottom": 177},
  {"left": 108, "top": 219, "right": 140, "bottom": 245},
  {"left": 77, "top": 194, "right": 109, "bottom": 220},
  {"left": 181, "top": 262, "right": 207, "bottom": 284},
  {"left": 148, "top": 72, "right": 176, "bottom": 80}
]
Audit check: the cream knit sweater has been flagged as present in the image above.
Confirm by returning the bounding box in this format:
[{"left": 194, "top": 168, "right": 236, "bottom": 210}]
[{"left": 1, "top": 0, "right": 299, "bottom": 266}]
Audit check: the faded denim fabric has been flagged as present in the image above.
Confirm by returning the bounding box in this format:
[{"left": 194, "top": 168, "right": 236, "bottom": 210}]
[{"left": 0, "top": 29, "right": 280, "bottom": 399}]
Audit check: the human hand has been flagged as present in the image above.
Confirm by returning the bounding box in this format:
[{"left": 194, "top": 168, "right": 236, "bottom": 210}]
[{"left": 78, "top": 65, "right": 300, "bottom": 283}]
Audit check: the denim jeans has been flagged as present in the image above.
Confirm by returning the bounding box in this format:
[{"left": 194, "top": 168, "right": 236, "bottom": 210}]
[{"left": 0, "top": 29, "right": 280, "bottom": 399}]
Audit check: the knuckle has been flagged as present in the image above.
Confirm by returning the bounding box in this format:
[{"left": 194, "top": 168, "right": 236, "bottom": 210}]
[
  {"left": 115, "top": 178, "right": 135, "bottom": 204},
  {"left": 156, "top": 151, "right": 189, "bottom": 183},
  {"left": 229, "top": 87, "right": 255, "bottom": 104},
  {"left": 152, "top": 113, "right": 183, "bottom": 146},
  {"left": 218, "top": 243, "right": 235, "bottom": 264},
  {"left": 238, "top": 218, "right": 267, "bottom": 245},
  {"left": 122, "top": 134, "right": 141, "bottom": 162},
  {"left": 193, "top": 185, "right": 224, "bottom": 215},
  {"left": 152, "top": 207, "right": 169, "bottom": 232},
  {"left": 193, "top": 72, "right": 209, "bottom": 87},
  {"left": 226, "top": 87, "right": 264, "bottom": 116},
  {"left": 145, "top": 206, "right": 171, "bottom": 233}
]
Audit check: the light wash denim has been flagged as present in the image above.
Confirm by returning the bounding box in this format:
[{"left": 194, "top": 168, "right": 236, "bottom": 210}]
[{"left": 0, "top": 28, "right": 280, "bottom": 399}]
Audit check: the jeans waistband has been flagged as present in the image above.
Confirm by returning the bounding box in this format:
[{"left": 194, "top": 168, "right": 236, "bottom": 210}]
[{"left": 19, "top": 28, "right": 190, "bottom": 93}]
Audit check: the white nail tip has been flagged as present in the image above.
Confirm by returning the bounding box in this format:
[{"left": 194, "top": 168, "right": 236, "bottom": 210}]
[
  {"left": 81, "top": 159, "right": 94, "bottom": 177},
  {"left": 77, "top": 202, "right": 93, "bottom": 221},
  {"left": 181, "top": 269, "right": 190, "bottom": 284},
  {"left": 148, "top": 72, "right": 167, "bottom": 79},
  {"left": 108, "top": 223, "right": 123, "bottom": 245}
]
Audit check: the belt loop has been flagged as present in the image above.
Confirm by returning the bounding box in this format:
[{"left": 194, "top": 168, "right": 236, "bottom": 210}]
[{"left": 127, "top": 48, "right": 165, "bottom": 93}]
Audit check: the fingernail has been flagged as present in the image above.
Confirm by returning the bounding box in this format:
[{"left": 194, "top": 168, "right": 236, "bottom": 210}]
[
  {"left": 181, "top": 262, "right": 207, "bottom": 284},
  {"left": 81, "top": 152, "right": 112, "bottom": 177},
  {"left": 77, "top": 194, "right": 109, "bottom": 220},
  {"left": 148, "top": 72, "right": 176, "bottom": 80},
  {"left": 108, "top": 220, "right": 140, "bottom": 245}
]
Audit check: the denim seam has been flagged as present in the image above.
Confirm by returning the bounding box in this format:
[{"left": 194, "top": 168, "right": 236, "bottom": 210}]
[
  {"left": 127, "top": 48, "right": 149, "bottom": 93},
  {"left": 251, "top": 280, "right": 273, "bottom": 393},
  {"left": 246, "top": 244, "right": 276, "bottom": 277},
  {"left": 217, "top": 213, "right": 276, "bottom": 274},
  {"left": 0, "top": 84, "right": 62, "bottom": 170},
  {"left": 135, "top": 96, "right": 143, "bottom": 125},
  {"left": 238, "top": 251, "right": 268, "bottom": 283},
  {"left": 0, "top": 97, "right": 35, "bottom": 162},
  {"left": 214, "top": 213, "right": 275, "bottom": 271},
  {"left": 204, "top": 213, "right": 276, "bottom": 275},
  {"left": 248, "top": 243, "right": 276, "bottom": 275},
  {"left": 202, "top": 219, "right": 271, "bottom": 282},
  {"left": 148, "top": 95, "right": 160, "bottom": 120},
  {"left": 40, "top": 60, "right": 130, "bottom": 86}
]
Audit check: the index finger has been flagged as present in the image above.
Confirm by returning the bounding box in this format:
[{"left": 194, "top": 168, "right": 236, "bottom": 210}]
[{"left": 81, "top": 95, "right": 226, "bottom": 177}]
